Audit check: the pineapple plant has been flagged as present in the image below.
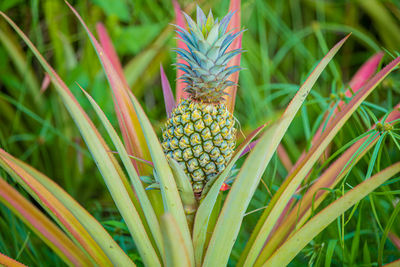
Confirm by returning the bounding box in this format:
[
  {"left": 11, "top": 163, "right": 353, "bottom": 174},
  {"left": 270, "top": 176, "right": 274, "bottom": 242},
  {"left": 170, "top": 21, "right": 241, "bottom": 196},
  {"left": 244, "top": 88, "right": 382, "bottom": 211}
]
[
  {"left": 162, "top": 7, "right": 242, "bottom": 197},
  {"left": 1, "top": 1, "right": 400, "bottom": 266}
]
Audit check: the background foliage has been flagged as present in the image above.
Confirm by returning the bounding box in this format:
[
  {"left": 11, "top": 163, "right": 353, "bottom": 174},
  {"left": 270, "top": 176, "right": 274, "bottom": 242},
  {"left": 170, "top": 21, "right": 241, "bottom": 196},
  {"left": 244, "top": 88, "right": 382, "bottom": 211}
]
[{"left": 1, "top": 0, "right": 400, "bottom": 266}]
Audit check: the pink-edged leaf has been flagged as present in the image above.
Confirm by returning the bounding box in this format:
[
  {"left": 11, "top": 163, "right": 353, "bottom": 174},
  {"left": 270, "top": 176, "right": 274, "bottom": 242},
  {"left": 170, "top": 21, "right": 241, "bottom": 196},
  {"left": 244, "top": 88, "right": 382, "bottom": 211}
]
[
  {"left": 0, "top": 178, "right": 90, "bottom": 266},
  {"left": 0, "top": 149, "right": 135, "bottom": 266},
  {"left": 173, "top": 0, "right": 189, "bottom": 102},
  {"left": 96, "top": 23, "right": 128, "bottom": 86},
  {"left": 255, "top": 56, "right": 400, "bottom": 263},
  {"left": 349, "top": 52, "right": 384, "bottom": 92},
  {"left": 40, "top": 73, "right": 51, "bottom": 93},
  {"left": 389, "top": 232, "right": 400, "bottom": 250},
  {"left": 258, "top": 101, "right": 400, "bottom": 263},
  {"left": 273, "top": 52, "right": 386, "bottom": 240},
  {"left": 291, "top": 52, "right": 384, "bottom": 173},
  {"left": 239, "top": 139, "right": 258, "bottom": 157},
  {"left": 0, "top": 150, "right": 111, "bottom": 265},
  {"left": 384, "top": 259, "right": 400, "bottom": 267},
  {"left": 225, "top": 0, "right": 242, "bottom": 113},
  {"left": 0, "top": 9, "right": 144, "bottom": 266},
  {"left": 239, "top": 38, "right": 397, "bottom": 267},
  {"left": 0, "top": 252, "right": 27, "bottom": 267},
  {"left": 96, "top": 21, "right": 151, "bottom": 175},
  {"left": 265, "top": 163, "right": 400, "bottom": 266},
  {"left": 160, "top": 64, "right": 176, "bottom": 117},
  {"left": 276, "top": 144, "right": 293, "bottom": 172}
]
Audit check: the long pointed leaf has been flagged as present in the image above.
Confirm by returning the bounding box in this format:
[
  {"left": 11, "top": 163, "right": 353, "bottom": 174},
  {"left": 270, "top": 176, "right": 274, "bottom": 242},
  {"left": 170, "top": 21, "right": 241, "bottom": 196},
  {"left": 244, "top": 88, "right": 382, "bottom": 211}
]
[
  {"left": 160, "top": 64, "right": 176, "bottom": 117},
  {"left": 96, "top": 21, "right": 150, "bottom": 175},
  {"left": 253, "top": 56, "right": 400, "bottom": 265},
  {"left": 0, "top": 150, "right": 110, "bottom": 266},
  {"left": 0, "top": 9, "right": 159, "bottom": 266},
  {"left": 225, "top": 0, "right": 242, "bottom": 113},
  {"left": 260, "top": 104, "right": 400, "bottom": 261},
  {"left": 0, "top": 149, "right": 135, "bottom": 266},
  {"left": 161, "top": 214, "right": 192, "bottom": 267},
  {"left": 127, "top": 89, "right": 195, "bottom": 266},
  {"left": 264, "top": 162, "right": 400, "bottom": 266},
  {"left": 202, "top": 34, "right": 350, "bottom": 267},
  {"left": 81, "top": 88, "right": 164, "bottom": 256},
  {"left": 193, "top": 123, "right": 267, "bottom": 266},
  {"left": 0, "top": 178, "right": 90, "bottom": 266}
]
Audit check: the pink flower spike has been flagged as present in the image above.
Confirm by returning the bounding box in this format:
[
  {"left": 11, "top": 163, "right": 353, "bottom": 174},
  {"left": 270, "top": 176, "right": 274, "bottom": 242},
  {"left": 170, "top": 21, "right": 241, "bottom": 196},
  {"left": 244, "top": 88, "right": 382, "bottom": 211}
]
[{"left": 160, "top": 64, "right": 176, "bottom": 118}]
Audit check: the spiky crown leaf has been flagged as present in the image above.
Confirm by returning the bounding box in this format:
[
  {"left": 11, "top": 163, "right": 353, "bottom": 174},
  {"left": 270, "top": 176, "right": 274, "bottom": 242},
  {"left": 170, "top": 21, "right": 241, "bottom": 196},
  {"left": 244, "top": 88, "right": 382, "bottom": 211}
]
[{"left": 175, "top": 6, "right": 243, "bottom": 103}]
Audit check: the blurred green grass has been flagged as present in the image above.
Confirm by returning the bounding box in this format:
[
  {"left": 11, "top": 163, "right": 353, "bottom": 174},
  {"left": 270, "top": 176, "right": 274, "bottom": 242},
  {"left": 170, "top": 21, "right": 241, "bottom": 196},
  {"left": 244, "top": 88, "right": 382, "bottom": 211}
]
[{"left": 1, "top": 0, "right": 400, "bottom": 266}]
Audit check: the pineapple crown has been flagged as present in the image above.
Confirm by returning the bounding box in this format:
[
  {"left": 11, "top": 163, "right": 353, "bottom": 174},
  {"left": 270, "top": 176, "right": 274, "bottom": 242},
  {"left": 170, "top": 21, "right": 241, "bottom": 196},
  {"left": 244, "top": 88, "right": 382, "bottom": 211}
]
[{"left": 175, "top": 6, "right": 243, "bottom": 103}]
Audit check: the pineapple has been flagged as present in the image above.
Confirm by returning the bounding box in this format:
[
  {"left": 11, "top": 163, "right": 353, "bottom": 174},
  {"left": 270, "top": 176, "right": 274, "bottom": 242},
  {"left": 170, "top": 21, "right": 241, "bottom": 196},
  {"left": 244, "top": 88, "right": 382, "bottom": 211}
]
[{"left": 162, "top": 6, "right": 242, "bottom": 197}]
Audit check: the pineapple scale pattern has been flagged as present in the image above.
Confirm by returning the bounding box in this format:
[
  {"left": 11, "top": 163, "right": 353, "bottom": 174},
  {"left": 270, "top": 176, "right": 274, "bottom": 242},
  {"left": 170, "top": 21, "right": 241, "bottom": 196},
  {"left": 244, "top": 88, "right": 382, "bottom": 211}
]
[{"left": 162, "top": 99, "right": 236, "bottom": 194}]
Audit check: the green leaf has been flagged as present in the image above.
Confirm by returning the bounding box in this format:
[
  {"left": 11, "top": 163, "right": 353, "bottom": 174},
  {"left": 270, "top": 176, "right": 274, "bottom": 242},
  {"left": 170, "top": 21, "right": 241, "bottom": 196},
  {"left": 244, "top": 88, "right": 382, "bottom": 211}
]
[
  {"left": 0, "top": 149, "right": 135, "bottom": 266},
  {"left": 203, "top": 34, "right": 350, "bottom": 267},
  {"left": 161, "top": 214, "right": 192, "bottom": 267},
  {"left": 168, "top": 158, "right": 197, "bottom": 227},
  {"left": 0, "top": 178, "right": 91, "bottom": 266},
  {"left": 0, "top": 9, "right": 159, "bottom": 266},
  {"left": 193, "top": 123, "right": 267, "bottom": 266},
  {"left": 127, "top": 90, "right": 195, "bottom": 266},
  {"left": 252, "top": 56, "right": 400, "bottom": 265},
  {"left": 82, "top": 88, "right": 164, "bottom": 256},
  {"left": 264, "top": 162, "right": 400, "bottom": 266}
]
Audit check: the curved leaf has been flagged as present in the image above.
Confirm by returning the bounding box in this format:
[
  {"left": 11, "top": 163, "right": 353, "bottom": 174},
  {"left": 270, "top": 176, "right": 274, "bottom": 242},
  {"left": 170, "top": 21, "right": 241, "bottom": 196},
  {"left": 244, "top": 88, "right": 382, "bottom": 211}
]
[
  {"left": 203, "top": 34, "right": 350, "bottom": 267},
  {"left": 161, "top": 214, "right": 192, "bottom": 267},
  {"left": 0, "top": 178, "right": 90, "bottom": 266},
  {"left": 193, "top": 123, "right": 267, "bottom": 265},
  {"left": 0, "top": 150, "right": 135, "bottom": 266},
  {"left": 264, "top": 162, "right": 400, "bottom": 266}
]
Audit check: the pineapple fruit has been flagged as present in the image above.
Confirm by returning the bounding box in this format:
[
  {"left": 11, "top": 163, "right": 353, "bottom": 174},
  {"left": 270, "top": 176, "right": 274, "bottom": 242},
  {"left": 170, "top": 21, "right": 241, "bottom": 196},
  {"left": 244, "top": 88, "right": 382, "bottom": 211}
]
[{"left": 162, "top": 6, "right": 242, "bottom": 197}]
